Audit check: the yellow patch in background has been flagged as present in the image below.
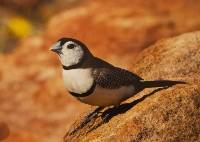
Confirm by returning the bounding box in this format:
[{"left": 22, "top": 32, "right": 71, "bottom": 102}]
[{"left": 6, "top": 17, "right": 33, "bottom": 38}]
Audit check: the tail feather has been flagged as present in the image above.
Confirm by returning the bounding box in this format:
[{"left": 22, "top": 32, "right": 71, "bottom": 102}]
[{"left": 140, "top": 80, "right": 186, "bottom": 88}]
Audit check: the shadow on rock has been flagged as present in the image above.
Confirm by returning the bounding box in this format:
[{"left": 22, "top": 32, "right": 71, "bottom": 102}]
[
  {"left": 66, "top": 86, "right": 169, "bottom": 137},
  {"left": 87, "top": 87, "right": 169, "bottom": 133}
]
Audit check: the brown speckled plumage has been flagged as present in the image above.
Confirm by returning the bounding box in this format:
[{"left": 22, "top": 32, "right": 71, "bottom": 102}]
[{"left": 92, "top": 58, "right": 143, "bottom": 89}]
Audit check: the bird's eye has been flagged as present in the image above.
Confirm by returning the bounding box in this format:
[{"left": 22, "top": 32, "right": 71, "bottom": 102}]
[{"left": 67, "top": 43, "right": 75, "bottom": 49}]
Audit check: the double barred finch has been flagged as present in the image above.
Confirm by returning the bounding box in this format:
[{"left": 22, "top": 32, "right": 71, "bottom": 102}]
[{"left": 50, "top": 38, "right": 185, "bottom": 108}]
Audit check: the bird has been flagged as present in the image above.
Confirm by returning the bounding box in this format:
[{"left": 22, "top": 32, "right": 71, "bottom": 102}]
[{"left": 50, "top": 38, "right": 185, "bottom": 123}]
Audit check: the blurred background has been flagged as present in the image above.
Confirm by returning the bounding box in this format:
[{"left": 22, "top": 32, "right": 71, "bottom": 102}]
[{"left": 1, "top": 0, "right": 200, "bottom": 142}]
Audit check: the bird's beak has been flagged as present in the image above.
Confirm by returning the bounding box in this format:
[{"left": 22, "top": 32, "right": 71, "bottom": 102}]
[{"left": 49, "top": 42, "right": 62, "bottom": 54}]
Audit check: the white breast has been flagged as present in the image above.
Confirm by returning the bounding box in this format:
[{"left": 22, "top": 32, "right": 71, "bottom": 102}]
[
  {"left": 78, "top": 85, "right": 135, "bottom": 107},
  {"left": 62, "top": 68, "right": 94, "bottom": 94}
]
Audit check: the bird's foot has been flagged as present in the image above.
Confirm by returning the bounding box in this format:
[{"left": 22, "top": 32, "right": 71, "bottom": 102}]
[
  {"left": 80, "top": 107, "right": 104, "bottom": 127},
  {"left": 69, "top": 107, "right": 104, "bottom": 135},
  {"left": 86, "top": 106, "right": 118, "bottom": 133},
  {"left": 101, "top": 105, "right": 119, "bottom": 123},
  {"left": 101, "top": 113, "right": 110, "bottom": 123},
  {"left": 85, "top": 107, "right": 103, "bottom": 120}
]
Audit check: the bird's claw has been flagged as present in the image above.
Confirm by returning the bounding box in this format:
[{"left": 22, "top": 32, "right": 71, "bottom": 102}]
[
  {"left": 79, "top": 107, "right": 104, "bottom": 128},
  {"left": 101, "top": 113, "right": 110, "bottom": 123}
]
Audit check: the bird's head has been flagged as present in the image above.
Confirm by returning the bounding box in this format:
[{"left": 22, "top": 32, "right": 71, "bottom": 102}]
[{"left": 50, "top": 38, "right": 91, "bottom": 67}]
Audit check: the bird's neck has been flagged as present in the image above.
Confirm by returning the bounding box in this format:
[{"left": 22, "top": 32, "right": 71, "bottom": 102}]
[
  {"left": 62, "top": 62, "right": 83, "bottom": 70},
  {"left": 62, "top": 53, "right": 94, "bottom": 70}
]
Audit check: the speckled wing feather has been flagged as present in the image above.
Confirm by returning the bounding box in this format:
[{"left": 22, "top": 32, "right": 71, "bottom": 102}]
[{"left": 92, "top": 58, "right": 143, "bottom": 89}]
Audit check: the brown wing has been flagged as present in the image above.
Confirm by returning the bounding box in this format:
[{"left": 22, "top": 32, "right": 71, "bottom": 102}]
[{"left": 92, "top": 58, "right": 143, "bottom": 89}]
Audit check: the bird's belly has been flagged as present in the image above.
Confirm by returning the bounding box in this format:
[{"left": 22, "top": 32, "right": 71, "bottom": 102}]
[{"left": 78, "top": 85, "right": 135, "bottom": 106}]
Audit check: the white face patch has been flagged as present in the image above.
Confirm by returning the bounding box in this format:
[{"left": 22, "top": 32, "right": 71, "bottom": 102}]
[
  {"left": 62, "top": 68, "right": 94, "bottom": 94},
  {"left": 59, "top": 41, "right": 84, "bottom": 67}
]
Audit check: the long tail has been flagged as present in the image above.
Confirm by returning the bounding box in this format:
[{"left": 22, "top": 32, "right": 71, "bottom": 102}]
[{"left": 140, "top": 80, "right": 186, "bottom": 88}]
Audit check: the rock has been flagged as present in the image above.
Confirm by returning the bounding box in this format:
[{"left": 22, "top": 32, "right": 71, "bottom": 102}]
[
  {"left": 46, "top": 0, "right": 200, "bottom": 66},
  {"left": 1, "top": 0, "right": 200, "bottom": 142},
  {"left": 0, "top": 122, "right": 9, "bottom": 141},
  {"left": 0, "top": 36, "right": 88, "bottom": 142},
  {"left": 64, "top": 31, "right": 200, "bottom": 142}
]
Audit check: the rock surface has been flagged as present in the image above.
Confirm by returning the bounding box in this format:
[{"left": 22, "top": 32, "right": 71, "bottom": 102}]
[
  {"left": 64, "top": 31, "right": 200, "bottom": 142},
  {"left": 1, "top": 0, "right": 200, "bottom": 142},
  {"left": 1, "top": 36, "right": 87, "bottom": 142},
  {"left": 46, "top": 0, "right": 200, "bottom": 66}
]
